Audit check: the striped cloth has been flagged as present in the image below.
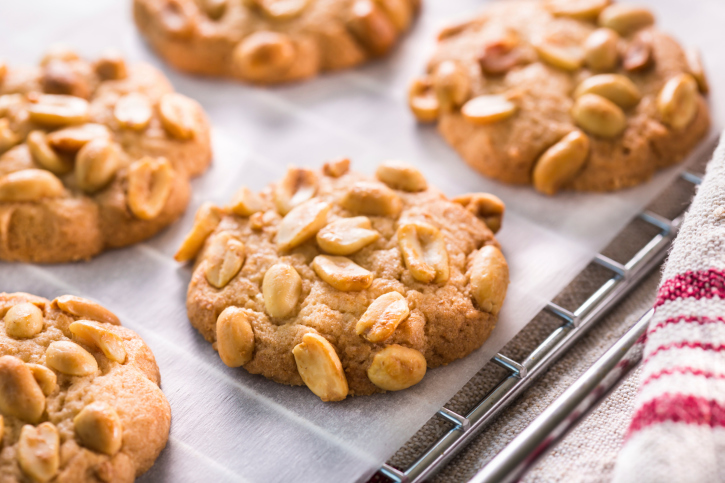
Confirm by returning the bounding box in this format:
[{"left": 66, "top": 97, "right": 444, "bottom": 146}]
[{"left": 613, "top": 134, "right": 725, "bottom": 483}]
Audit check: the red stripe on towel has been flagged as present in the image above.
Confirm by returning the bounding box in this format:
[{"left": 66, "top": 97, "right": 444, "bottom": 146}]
[
  {"left": 655, "top": 269, "right": 725, "bottom": 307},
  {"left": 627, "top": 393, "right": 725, "bottom": 438},
  {"left": 648, "top": 315, "right": 725, "bottom": 336},
  {"left": 641, "top": 367, "right": 725, "bottom": 387},
  {"left": 643, "top": 341, "right": 725, "bottom": 364}
]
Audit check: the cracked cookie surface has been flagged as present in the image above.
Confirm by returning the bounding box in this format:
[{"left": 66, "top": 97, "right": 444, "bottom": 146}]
[
  {"left": 0, "top": 48, "right": 212, "bottom": 263},
  {"left": 179, "top": 159, "right": 509, "bottom": 400}
]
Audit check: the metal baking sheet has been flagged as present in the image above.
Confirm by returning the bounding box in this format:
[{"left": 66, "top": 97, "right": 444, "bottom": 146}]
[{"left": 0, "top": 0, "right": 722, "bottom": 481}]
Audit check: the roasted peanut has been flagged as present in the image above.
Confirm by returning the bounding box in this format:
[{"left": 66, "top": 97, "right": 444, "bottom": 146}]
[
  {"left": 205, "top": 233, "right": 246, "bottom": 289},
  {"left": 114, "top": 93, "right": 152, "bottom": 131},
  {"left": 322, "top": 158, "right": 350, "bottom": 178},
  {"left": 461, "top": 95, "right": 517, "bottom": 125},
  {"left": 533, "top": 130, "right": 590, "bottom": 195},
  {"left": 216, "top": 307, "right": 254, "bottom": 367},
  {"left": 470, "top": 245, "right": 509, "bottom": 315},
  {"left": 376, "top": 161, "right": 427, "bottom": 192},
  {"left": 274, "top": 167, "right": 318, "bottom": 215},
  {"left": 622, "top": 31, "right": 653, "bottom": 72},
  {"left": 356, "top": 292, "right": 409, "bottom": 342},
  {"left": 127, "top": 157, "right": 175, "bottom": 220},
  {"left": 158, "top": 0, "right": 196, "bottom": 38},
  {"left": 571, "top": 93, "right": 626, "bottom": 138},
  {"left": 263, "top": 263, "right": 302, "bottom": 318},
  {"left": 253, "top": 0, "right": 310, "bottom": 20},
  {"left": 18, "top": 422, "right": 59, "bottom": 482},
  {"left": 293, "top": 333, "right": 348, "bottom": 401},
  {"left": 312, "top": 255, "right": 374, "bottom": 291},
  {"left": 367, "top": 345, "right": 426, "bottom": 391},
  {"left": 374, "top": 0, "right": 412, "bottom": 31},
  {"left": 346, "top": 0, "right": 397, "bottom": 56},
  {"left": 41, "top": 60, "right": 90, "bottom": 99},
  {"left": 69, "top": 320, "right": 126, "bottom": 363},
  {"left": 686, "top": 48, "right": 709, "bottom": 95},
  {"left": 4, "top": 303, "right": 44, "bottom": 338},
  {"left": 159, "top": 93, "right": 197, "bottom": 140},
  {"left": 174, "top": 202, "right": 224, "bottom": 262},
  {"left": 229, "top": 186, "right": 264, "bottom": 216},
  {"left": 584, "top": 28, "right": 620, "bottom": 72},
  {"left": 75, "top": 138, "right": 120, "bottom": 193},
  {"left": 26, "top": 364, "right": 56, "bottom": 396},
  {"left": 545, "top": 0, "right": 610, "bottom": 20},
  {"left": 408, "top": 77, "right": 440, "bottom": 122},
  {"left": 0, "top": 169, "right": 65, "bottom": 202},
  {"left": 432, "top": 61, "right": 470, "bottom": 112},
  {"left": 74, "top": 402, "right": 123, "bottom": 455},
  {"left": 26, "top": 131, "right": 73, "bottom": 175},
  {"left": 55, "top": 295, "right": 120, "bottom": 325},
  {"left": 45, "top": 341, "right": 98, "bottom": 376},
  {"left": 94, "top": 50, "right": 128, "bottom": 80},
  {"left": 478, "top": 35, "right": 524, "bottom": 76},
  {"left": 340, "top": 181, "right": 402, "bottom": 217},
  {"left": 599, "top": 4, "right": 654, "bottom": 36},
  {"left": 201, "top": 0, "right": 227, "bottom": 19},
  {"left": 46, "top": 123, "right": 111, "bottom": 152},
  {"left": 534, "top": 35, "right": 585, "bottom": 71},
  {"left": 276, "top": 199, "right": 331, "bottom": 251},
  {"left": 0, "top": 119, "right": 20, "bottom": 154},
  {"left": 657, "top": 74, "right": 698, "bottom": 130},
  {"left": 233, "top": 31, "right": 296, "bottom": 82},
  {"left": 0, "top": 356, "right": 45, "bottom": 423},
  {"left": 397, "top": 222, "right": 449, "bottom": 284},
  {"left": 27, "top": 94, "right": 89, "bottom": 126},
  {"left": 452, "top": 193, "right": 505, "bottom": 234},
  {"left": 574, "top": 74, "right": 641, "bottom": 109},
  {"left": 316, "top": 216, "right": 380, "bottom": 255}
]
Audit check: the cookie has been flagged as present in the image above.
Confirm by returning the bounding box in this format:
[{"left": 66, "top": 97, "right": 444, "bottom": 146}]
[
  {"left": 408, "top": 0, "right": 710, "bottom": 194},
  {"left": 177, "top": 158, "right": 509, "bottom": 400},
  {"left": 133, "top": 0, "right": 419, "bottom": 85},
  {"left": 0, "top": 47, "right": 212, "bottom": 263},
  {"left": 0, "top": 292, "right": 171, "bottom": 482}
]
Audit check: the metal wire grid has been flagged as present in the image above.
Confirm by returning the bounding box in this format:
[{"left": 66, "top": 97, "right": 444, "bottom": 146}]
[{"left": 374, "top": 169, "right": 704, "bottom": 483}]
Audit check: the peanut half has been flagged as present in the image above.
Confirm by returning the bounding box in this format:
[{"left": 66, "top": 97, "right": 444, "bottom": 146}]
[
  {"left": 374, "top": 0, "right": 412, "bottom": 31},
  {"left": 127, "top": 157, "right": 175, "bottom": 220},
  {"left": 274, "top": 166, "right": 318, "bottom": 215},
  {"left": 26, "top": 131, "right": 73, "bottom": 175},
  {"left": 27, "top": 94, "right": 89, "bottom": 126},
  {"left": 0, "top": 356, "right": 45, "bottom": 423},
  {"left": 175, "top": 202, "right": 224, "bottom": 262},
  {"left": 26, "top": 364, "right": 57, "bottom": 396},
  {"left": 356, "top": 292, "right": 410, "bottom": 342},
  {"left": 397, "top": 222, "right": 449, "bottom": 284},
  {"left": 432, "top": 60, "right": 470, "bottom": 113},
  {"left": 657, "top": 74, "right": 699, "bottom": 130},
  {"left": 0, "top": 169, "right": 65, "bottom": 202},
  {"left": 45, "top": 341, "right": 98, "bottom": 377},
  {"left": 461, "top": 95, "right": 517, "bottom": 125},
  {"left": 233, "top": 31, "right": 296, "bottom": 82},
  {"left": 46, "top": 123, "right": 111, "bottom": 152},
  {"left": 533, "top": 131, "right": 590, "bottom": 195},
  {"left": 470, "top": 245, "right": 509, "bottom": 315},
  {"left": 571, "top": 93, "right": 626, "bottom": 138},
  {"left": 584, "top": 28, "right": 620, "bottom": 72},
  {"left": 159, "top": 92, "right": 197, "bottom": 140},
  {"left": 375, "top": 161, "right": 427, "bottom": 192},
  {"left": 534, "top": 34, "right": 585, "bottom": 71},
  {"left": 69, "top": 320, "right": 126, "bottom": 363},
  {"left": 114, "top": 93, "right": 152, "bottom": 131},
  {"left": 4, "top": 303, "right": 44, "bottom": 338},
  {"left": 229, "top": 186, "right": 264, "bottom": 217},
  {"left": 74, "top": 402, "right": 123, "bottom": 455},
  {"left": 574, "top": 74, "right": 641, "bottom": 109},
  {"left": 55, "top": 295, "right": 120, "bottom": 325},
  {"left": 316, "top": 216, "right": 380, "bottom": 256},
  {"left": 216, "top": 307, "right": 255, "bottom": 367},
  {"left": 452, "top": 193, "right": 505, "bottom": 234},
  {"left": 263, "top": 263, "right": 302, "bottom": 318},
  {"left": 75, "top": 138, "right": 120, "bottom": 193},
  {"left": 367, "top": 345, "right": 426, "bottom": 391},
  {"left": 293, "top": 333, "right": 349, "bottom": 401},
  {"left": 346, "top": 0, "right": 397, "bottom": 57},
  {"left": 408, "top": 77, "right": 440, "bottom": 123},
  {"left": 545, "top": 0, "right": 610, "bottom": 20},
  {"left": 340, "top": 181, "right": 402, "bottom": 217},
  {"left": 205, "top": 232, "right": 246, "bottom": 289},
  {"left": 312, "top": 255, "right": 374, "bottom": 291},
  {"left": 599, "top": 4, "right": 654, "bottom": 36},
  {"left": 276, "top": 199, "right": 331, "bottom": 251},
  {"left": 18, "top": 422, "right": 60, "bottom": 482}
]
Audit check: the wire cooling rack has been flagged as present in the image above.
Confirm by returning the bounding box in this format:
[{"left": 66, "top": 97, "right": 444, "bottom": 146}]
[{"left": 373, "top": 157, "right": 710, "bottom": 482}]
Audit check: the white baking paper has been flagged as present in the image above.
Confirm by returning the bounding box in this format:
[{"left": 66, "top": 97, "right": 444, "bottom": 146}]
[{"left": 0, "top": 0, "right": 723, "bottom": 481}]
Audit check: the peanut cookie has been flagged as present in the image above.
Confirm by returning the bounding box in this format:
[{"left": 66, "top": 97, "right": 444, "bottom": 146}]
[
  {"left": 0, "top": 47, "right": 212, "bottom": 263},
  {"left": 133, "top": 0, "right": 420, "bottom": 85},
  {"left": 409, "top": 0, "right": 710, "bottom": 194},
  {"left": 0, "top": 292, "right": 171, "bottom": 482},
  {"left": 178, "top": 159, "right": 509, "bottom": 400}
]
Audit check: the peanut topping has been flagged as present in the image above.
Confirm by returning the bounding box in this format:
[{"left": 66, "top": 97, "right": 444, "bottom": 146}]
[
  {"left": 175, "top": 202, "right": 224, "bottom": 262},
  {"left": 26, "top": 364, "right": 57, "bottom": 396},
  {"left": 0, "top": 356, "right": 45, "bottom": 423},
  {"left": 274, "top": 167, "right": 318, "bottom": 215},
  {"left": 599, "top": 4, "right": 654, "bottom": 36},
  {"left": 356, "top": 292, "right": 410, "bottom": 342},
  {"left": 623, "top": 31, "right": 653, "bottom": 72},
  {"left": 46, "top": 123, "right": 111, "bottom": 153},
  {"left": 69, "top": 320, "right": 126, "bottom": 363},
  {"left": 229, "top": 186, "right": 264, "bottom": 217},
  {"left": 233, "top": 31, "right": 296, "bottom": 82},
  {"left": 4, "top": 303, "right": 44, "bottom": 339},
  {"left": 55, "top": 295, "right": 120, "bottom": 325},
  {"left": 534, "top": 34, "right": 585, "bottom": 71},
  {"left": 127, "top": 157, "right": 175, "bottom": 220},
  {"left": 347, "top": 0, "right": 397, "bottom": 56},
  {"left": 312, "top": 255, "right": 374, "bottom": 291},
  {"left": 0, "top": 169, "right": 65, "bottom": 202},
  {"left": 205, "top": 233, "right": 246, "bottom": 289},
  {"left": 340, "top": 181, "right": 402, "bottom": 217},
  {"left": 293, "top": 333, "right": 348, "bottom": 402},
  {"left": 374, "top": 0, "right": 412, "bottom": 31},
  {"left": 574, "top": 74, "right": 641, "bottom": 109},
  {"left": 26, "top": 131, "right": 73, "bottom": 175},
  {"left": 584, "top": 28, "right": 620, "bottom": 72},
  {"left": 41, "top": 60, "right": 90, "bottom": 99},
  {"left": 375, "top": 161, "right": 427, "bottom": 192},
  {"left": 263, "top": 264, "right": 302, "bottom": 318},
  {"left": 397, "top": 222, "right": 449, "bottom": 283},
  {"left": 253, "top": 0, "right": 310, "bottom": 20},
  {"left": 45, "top": 341, "right": 98, "bottom": 376},
  {"left": 159, "top": 93, "right": 197, "bottom": 140},
  {"left": 367, "top": 345, "right": 426, "bottom": 391},
  {"left": 408, "top": 77, "right": 440, "bottom": 123},
  {"left": 316, "top": 216, "right": 380, "bottom": 255},
  {"left": 0, "top": 119, "right": 20, "bottom": 155},
  {"left": 571, "top": 93, "right": 626, "bottom": 138},
  {"left": 470, "top": 245, "right": 509, "bottom": 315},
  {"left": 114, "top": 93, "right": 153, "bottom": 131},
  {"left": 657, "top": 74, "right": 699, "bottom": 130},
  {"left": 478, "top": 35, "right": 525, "bottom": 76},
  {"left": 158, "top": 0, "right": 196, "bottom": 38},
  {"left": 201, "top": 0, "right": 227, "bottom": 19},
  {"left": 75, "top": 138, "right": 120, "bottom": 193},
  {"left": 452, "top": 193, "right": 505, "bottom": 234},
  {"left": 94, "top": 50, "right": 128, "bottom": 80},
  {"left": 322, "top": 158, "right": 350, "bottom": 178},
  {"left": 74, "top": 402, "right": 123, "bottom": 455},
  {"left": 533, "top": 130, "right": 591, "bottom": 195},
  {"left": 686, "top": 48, "right": 709, "bottom": 95},
  {"left": 432, "top": 60, "right": 470, "bottom": 112},
  {"left": 18, "top": 422, "right": 60, "bottom": 483},
  {"left": 216, "top": 307, "right": 254, "bottom": 367},
  {"left": 545, "top": 0, "right": 610, "bottom": 20},
  {"left": 27, "top": 94, "right": 89, "bottom": 126},
  {"left": 461, "top": 95, "right": 517, "bottom": 125},
  {"left": 276, "top": 199, "right": 331, "bottom": 251}
]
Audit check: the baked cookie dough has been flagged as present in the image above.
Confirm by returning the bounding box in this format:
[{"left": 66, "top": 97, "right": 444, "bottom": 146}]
[
  {"left": 177, "top": 158, "right": 509, "bottom": 400},
  {"left": 133, "top": 0, "right": 420, "bottom": 84},
  {"left": 0, "top": 47, "right": 212, "bottom": 263},
  {"left": 408, "top": 0, "right": 710, "bottom": 194},
  {"left": 0, "top": 292, "right": 171, "bottom": 482}
]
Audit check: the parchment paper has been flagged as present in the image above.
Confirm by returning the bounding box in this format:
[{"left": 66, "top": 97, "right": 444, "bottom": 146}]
[{"left": 0, "top": 0, "right": 722, "bottom": 481}]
